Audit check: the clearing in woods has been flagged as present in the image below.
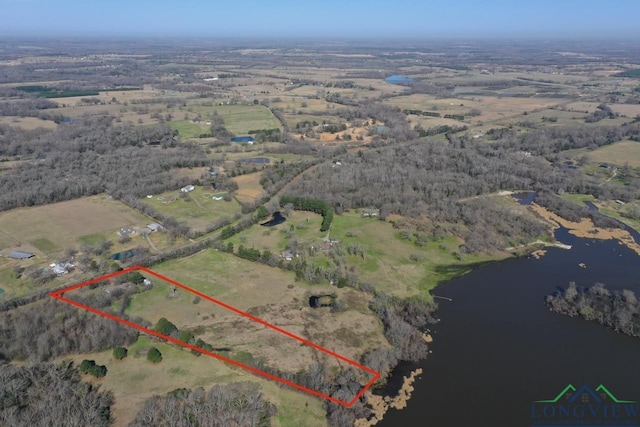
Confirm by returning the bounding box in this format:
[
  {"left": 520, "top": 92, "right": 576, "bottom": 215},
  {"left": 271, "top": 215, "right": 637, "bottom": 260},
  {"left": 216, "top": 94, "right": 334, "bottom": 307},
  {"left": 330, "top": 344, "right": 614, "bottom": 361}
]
[{"left": 52, "top": 265, "right": 380, "bottom": 407}]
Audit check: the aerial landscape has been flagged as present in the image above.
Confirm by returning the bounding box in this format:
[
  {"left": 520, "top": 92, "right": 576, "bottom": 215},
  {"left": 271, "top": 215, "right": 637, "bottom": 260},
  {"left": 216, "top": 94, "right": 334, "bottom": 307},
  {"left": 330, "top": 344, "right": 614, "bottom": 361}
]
[{"left": 1, "top": 1, "right": 640, "bottom": 426}]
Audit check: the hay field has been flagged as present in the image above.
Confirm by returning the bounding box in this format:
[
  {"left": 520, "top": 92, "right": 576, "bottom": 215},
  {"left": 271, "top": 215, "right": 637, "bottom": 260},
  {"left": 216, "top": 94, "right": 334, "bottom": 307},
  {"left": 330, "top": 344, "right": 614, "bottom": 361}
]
[
  {"left": 387, "top": 94, "right": 564, "bottom": 123},
  {"left": 232, "top": 172, "right": 267, "bottom": 204},
  {"left": 587, "top": 140, "right": 640, "bottom": 167},
  {"left": 0, "top": 116, "right": 58, "bottom": 130},
  {"left": 0, "top": 195, "right": 149, "bottom": 256}
]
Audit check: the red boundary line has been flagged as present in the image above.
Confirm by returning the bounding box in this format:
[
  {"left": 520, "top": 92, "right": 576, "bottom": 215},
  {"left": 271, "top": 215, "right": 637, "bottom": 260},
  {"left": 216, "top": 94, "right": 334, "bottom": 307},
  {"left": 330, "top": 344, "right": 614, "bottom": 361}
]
[{"left": 50, "top": 266, "right": 380, "bottom": 407}]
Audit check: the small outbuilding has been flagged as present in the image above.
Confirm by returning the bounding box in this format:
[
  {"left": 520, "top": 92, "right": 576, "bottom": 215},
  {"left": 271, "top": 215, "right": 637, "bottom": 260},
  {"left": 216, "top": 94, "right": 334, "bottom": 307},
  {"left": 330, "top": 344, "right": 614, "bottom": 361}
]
[
  {"left": 118, "top": 227, "right": 135, "bottom": 237},
  {"left": 181, "top": 185, "right": 195, "bottom": 193},
  {"left": 9, "top": 250, "right": 35, "bottom": 259},
  {"left": 146, "top": 223, "right": 163, "bottom": 232}
]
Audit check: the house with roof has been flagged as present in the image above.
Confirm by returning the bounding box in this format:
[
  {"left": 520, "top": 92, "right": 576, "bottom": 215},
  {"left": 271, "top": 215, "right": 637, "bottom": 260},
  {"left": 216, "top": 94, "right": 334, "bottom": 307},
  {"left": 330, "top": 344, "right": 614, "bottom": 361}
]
[
  {"left": 362, "top": 208, "right": 380, "bottom": 217},
  {"left": 180, "top": 185, "right": 195, "bottom": 193}
]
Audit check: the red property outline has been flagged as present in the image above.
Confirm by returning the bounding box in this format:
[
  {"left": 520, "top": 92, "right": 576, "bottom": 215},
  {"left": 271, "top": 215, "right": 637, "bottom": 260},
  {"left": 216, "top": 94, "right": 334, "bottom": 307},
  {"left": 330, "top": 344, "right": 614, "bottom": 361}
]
[{"left": 50, "top": 265, "right": 380, "bottom": 407}]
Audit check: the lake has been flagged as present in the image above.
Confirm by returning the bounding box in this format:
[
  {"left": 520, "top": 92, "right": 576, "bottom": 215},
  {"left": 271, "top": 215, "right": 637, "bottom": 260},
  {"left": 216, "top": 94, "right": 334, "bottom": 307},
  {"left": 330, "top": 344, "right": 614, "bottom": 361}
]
[{"left": 379, "top": 228, "right": 640, "bottom": 427}]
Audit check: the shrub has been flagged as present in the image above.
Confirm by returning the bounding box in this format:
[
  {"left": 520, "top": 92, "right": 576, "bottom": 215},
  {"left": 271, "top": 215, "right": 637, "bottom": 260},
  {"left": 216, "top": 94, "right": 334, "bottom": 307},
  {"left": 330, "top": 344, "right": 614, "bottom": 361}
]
[
  {"left": 89, "top": 364, "right": 108, "bottom": 378},
  {"left": 79, "top": 359, "right": 96, "bottom": 374},
  {"left": 147, "top": 347, "right": 163, "bottom": 363},
  {"left": 113, "top": 347, "right": 128, "bottom": 360},
  {"left": 155, "top": 317, "right": 178, "bottom": 336}
]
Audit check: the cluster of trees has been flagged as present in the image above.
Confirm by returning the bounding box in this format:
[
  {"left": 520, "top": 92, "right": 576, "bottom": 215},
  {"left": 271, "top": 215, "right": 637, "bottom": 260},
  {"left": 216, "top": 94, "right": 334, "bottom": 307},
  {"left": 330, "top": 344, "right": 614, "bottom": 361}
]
[
  {"left": 585, "top": 104, "right": 616, "bottom": 123},
  {"left": 535, "top": 192, "right": 620, "bottom": 229},
  {"left": 0, "top": 299, "right": 138, "bottom": 362},
  {"left": 0, "top": 117, "right": 212, "bottom": 211},
  {"left": 79, "top": 359, "right": 108, "bottom": 378},
  {"left": 284, "top": 124, "right": 640, "bottom": 252},
  {"left": 280, "top": 196, "right": 333, "bottom": 231},
  {"left": 0, "top": 362, "right": 114, "bottom": 427},
  {"left": 546, "top": 283, "right": 639, "bottom": 336},
  {"left": 128, "top": 382, "right": 277, "bottom": 427}
]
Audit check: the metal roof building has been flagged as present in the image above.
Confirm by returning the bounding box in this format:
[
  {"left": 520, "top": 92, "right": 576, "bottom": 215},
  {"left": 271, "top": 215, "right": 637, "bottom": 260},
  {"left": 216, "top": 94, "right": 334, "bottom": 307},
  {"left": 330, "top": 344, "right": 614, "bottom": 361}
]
[{"left": 9, "top": 250, "right": 35, "bottom": 259}]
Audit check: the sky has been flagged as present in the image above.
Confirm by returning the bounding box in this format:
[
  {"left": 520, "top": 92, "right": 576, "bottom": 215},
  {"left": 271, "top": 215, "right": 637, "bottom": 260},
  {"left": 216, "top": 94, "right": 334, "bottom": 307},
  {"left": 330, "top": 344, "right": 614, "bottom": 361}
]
[{"left": 1, "top": 0, "right": 639, "bottom": 39}]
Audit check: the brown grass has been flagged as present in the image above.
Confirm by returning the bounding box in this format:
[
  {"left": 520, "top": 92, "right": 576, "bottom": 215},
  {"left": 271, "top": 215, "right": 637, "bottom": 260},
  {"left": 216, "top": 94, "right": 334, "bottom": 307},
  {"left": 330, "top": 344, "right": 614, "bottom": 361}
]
[
  {"left": 0, "top": 116, "right": 58, "bottom": 130},
  {"left": 530, "top": 203, "right": 640, "bottom": 256},
  {"left": 232, "top": 172, "right": 266, "bottom": 204},
  {"left": 0, "top": 195, "right": 150, "bottom": 255}
]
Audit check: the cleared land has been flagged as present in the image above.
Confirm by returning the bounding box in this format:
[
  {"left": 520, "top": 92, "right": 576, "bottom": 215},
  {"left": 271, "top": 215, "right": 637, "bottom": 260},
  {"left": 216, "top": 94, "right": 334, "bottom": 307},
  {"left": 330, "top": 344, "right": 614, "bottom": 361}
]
[
  {"left": 0, "top": 195, "right": 149, "bottom": 256},
  {"left": 141, "top": 186, "right": 241, "bottom": 232},
  {"left": 229, "top": 210, "right": 506, "bottom": 298},
  {"left": 232, "top": 172, "right": 267, "bottom": 204},
  {"left": 0, "top": 116, "right": 58, "bottom": 130},
  {"left": 587, "top": 140, "right": 640, "bottom": 167}
]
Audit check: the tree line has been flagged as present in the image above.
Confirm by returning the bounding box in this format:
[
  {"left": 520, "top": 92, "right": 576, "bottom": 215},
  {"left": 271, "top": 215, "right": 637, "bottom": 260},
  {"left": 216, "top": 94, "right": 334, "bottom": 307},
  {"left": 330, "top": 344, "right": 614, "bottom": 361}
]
[{"left": 546, "top": 282, "right": 639, "bottom": 337}]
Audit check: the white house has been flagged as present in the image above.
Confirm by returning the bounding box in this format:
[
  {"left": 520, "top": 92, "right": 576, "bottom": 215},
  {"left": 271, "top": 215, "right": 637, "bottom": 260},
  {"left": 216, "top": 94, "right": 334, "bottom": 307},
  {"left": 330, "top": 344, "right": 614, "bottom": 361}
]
[{"left": 180, "top": 185, "right": 195, "bottom": 193}]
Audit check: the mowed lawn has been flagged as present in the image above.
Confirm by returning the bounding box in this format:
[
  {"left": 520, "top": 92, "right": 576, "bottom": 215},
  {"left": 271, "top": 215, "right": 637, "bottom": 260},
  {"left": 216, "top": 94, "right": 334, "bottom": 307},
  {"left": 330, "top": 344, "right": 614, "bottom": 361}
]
[
  {"left": 189, "top": 104, "right": 281, "bottom": 135},
  {"left": 141, "top": 186, "right": 241, "bottom": 232},
  {"left": 587, "top": 140, "right": 640, "bottom": 167},
  {"left": 0, "top": 195, "right": 149, "bottom": 256}
]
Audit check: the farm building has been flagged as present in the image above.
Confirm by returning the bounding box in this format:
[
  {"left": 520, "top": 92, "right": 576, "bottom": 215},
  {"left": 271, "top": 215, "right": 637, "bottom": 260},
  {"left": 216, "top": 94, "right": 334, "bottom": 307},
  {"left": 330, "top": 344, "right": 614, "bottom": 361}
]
[
  {"left": 8, "top": 250, "right": 35, "bottom": 259},
  {"left": 146, "top": 223, "right": 163, "bottom": 232},
  {"left": 231, "top": 136, "right": 255, "bottom": 145},
  {"left": 281, "top": 250, "right": 294, "bottom": 261},
  {"left": 50, "top": 261, "right": 74, "bottom": 276},
  {"left": 181, "top": 185, "right": 195, "bottom": 193}
]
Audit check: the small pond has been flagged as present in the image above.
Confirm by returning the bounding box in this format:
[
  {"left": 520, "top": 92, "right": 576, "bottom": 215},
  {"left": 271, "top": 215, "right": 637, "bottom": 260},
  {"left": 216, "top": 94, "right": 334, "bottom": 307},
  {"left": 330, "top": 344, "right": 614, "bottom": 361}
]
[
  {"left": 260, "top": 211, "right": 286, "bottom": 227},
  {"left": 309, "top": 295, "right": 336, "bottom": 308},
  {"left": 240, "top": 157, "right": 270, "bottom": 164},
  {"left": 385, "top": 75, "right": 413, "bottom": 84}
]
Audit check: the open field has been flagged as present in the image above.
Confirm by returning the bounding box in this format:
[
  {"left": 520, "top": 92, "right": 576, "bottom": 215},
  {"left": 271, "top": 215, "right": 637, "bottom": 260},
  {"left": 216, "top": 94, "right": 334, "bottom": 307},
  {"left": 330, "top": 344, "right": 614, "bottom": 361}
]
[
  {"left": 60, "top": 250, "right": 386, "bottom": 424},
  {"left": 0, "top": 195, "right": 150, "bottom": 256},
  {"left": 187, "top": 104, "right": 281, "bottom": 135},
  {"left": 140, "top": 186, "right": 241, "bottom": 232},
  {"left": 232, "top": 172, "right": 267, "bottom": 204},
  {"left": 0, "top": 116, "right": 58, "bottom": 130},
  {"left": 586, "top": 140, "right": 640, "bottom": 167},
  {"left": 168, "top": 120, "right": 210, "bottom": 139},
  {"left": 59, "top": 335, "right": 328, "bottom": 427},
  {"left": 230, "top": 210, "right": 508, "bottom": 298}
]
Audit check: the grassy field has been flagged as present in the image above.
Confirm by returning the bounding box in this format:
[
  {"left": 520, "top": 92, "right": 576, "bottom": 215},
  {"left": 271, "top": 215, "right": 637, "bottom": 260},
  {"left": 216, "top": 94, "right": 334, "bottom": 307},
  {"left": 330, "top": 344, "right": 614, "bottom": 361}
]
[
  {"left": 0, "top": 195, "right": 161, "bottom": 298},
  {"left": 230, "top": 210, "right": 507, "bottom": 299},
  {"left": 188, "top": 104, "right": 281, "bottom": 135},
  {"left": 0, "top": 195, "right": 150, "bottom": 256},
  {"left": 168, "top": 120, "right": 210, "bottom": 139},
  {"left": 141, "top": 186, "right": 241, "bottom": 232},
  {"left": 59, "top": 335, "right": 327, "bottom": 427},
  {"left": 232, "top": 172, "right": 267, "bottom": 204},
  {"left": 73, "top": 248, "right": 386, "bottom": 425},
  {"left": 0, "top": 116, "right": 58, "bottom": 130},
  {"left": 586, "top": 140, "right": 640, "bottom": 167}
]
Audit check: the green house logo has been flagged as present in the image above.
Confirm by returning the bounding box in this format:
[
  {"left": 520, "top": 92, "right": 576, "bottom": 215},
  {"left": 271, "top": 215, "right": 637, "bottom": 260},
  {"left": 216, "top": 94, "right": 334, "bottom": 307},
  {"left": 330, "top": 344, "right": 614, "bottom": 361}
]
[{"left": 532, "top": 384, "right": 639, "bottom": 426}]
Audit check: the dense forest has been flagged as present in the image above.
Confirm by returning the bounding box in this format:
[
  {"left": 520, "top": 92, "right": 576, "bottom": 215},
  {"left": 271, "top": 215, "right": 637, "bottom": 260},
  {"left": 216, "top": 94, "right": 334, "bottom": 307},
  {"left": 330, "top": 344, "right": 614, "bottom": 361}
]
[
  {"left": 546, "top": 283, "right": 640, "bottom": 336},
  {"left": 283, "top": 124, "right": 640, "bottom": 252},
  {"left": 0, "top": 362, "right": 114, "bottom": 427},
  {"left": 0, "top": 298, "right": 138, "bottom": 362},
  {"left": 0, "top": 116, "right": 211, "bottom": 210}
]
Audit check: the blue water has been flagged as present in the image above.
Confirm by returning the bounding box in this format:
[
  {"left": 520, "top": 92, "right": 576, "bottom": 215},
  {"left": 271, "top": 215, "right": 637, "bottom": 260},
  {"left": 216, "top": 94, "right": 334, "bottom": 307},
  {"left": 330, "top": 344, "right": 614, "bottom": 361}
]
[
  {"left": 385, "top": 75, "right": 413, "bottom": 84},
  {"left": 379, "top": 229, "right": 640, "bottom": 427}
]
